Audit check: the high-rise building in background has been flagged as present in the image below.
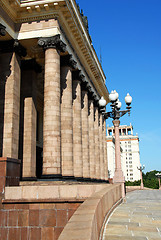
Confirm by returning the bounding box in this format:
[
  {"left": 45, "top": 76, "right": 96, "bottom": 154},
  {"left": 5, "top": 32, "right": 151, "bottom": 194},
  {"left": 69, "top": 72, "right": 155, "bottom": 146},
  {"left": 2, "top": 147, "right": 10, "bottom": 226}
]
[{"left": 107, "top": 124, "right": 141, "bottom": 181}]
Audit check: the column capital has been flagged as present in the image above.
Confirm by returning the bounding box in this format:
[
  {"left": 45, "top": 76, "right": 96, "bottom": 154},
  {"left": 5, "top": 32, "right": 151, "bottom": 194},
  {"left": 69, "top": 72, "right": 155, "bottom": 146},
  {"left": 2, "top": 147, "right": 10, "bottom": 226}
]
[
  {"left": 0, "top": 40, "right": 26, "bottom": 57},
  {"left": 113, "top": 120, "right": 120, "bottom": 127},
  {"left": 61, "top": 54, "right": 77, "bottom": 69},
  {"left": 38, "top": 34, "right": 66, "bottom": 52},
  {"left": 0, "top": 23, "right": 6, "bottom": 36}
]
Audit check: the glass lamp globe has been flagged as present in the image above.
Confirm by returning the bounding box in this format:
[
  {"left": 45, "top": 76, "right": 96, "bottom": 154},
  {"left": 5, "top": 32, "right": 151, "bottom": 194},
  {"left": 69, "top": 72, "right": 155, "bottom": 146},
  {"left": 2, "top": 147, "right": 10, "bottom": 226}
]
[
  {"left": 125, "top": 93, "right": 132, "bottom": 105},
  {"left": 114, "top": 90, "right": 119, "bottom": 100},
  {"left": 116, "top": 99, "right": 122, "bottom": 109},
  {"left": 109, "top": 90, "right": 117, "bottom": 102},
  {"left": 99, "top": 96, "right": 106, "bottom": 107}
]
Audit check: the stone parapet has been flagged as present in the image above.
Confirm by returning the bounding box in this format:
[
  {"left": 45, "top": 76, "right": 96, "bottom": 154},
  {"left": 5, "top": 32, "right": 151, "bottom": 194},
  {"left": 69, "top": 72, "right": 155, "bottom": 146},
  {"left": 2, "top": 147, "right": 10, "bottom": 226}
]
[{"left": 58, "top": 184, "right": 122, "bottom": 240}]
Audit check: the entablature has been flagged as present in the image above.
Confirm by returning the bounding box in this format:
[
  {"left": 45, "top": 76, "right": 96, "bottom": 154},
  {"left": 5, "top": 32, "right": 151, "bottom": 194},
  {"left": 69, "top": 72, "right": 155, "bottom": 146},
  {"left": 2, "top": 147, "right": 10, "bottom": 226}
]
[{"left": 0, "top": 0, "right": 109, "bottom": 102}]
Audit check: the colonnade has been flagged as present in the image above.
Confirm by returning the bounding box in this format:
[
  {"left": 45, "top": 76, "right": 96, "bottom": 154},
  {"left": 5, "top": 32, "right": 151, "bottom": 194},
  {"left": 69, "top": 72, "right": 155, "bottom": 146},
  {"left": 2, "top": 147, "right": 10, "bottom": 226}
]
[{"left": 0, "top": 35, "right": 108, "bottom": 181}]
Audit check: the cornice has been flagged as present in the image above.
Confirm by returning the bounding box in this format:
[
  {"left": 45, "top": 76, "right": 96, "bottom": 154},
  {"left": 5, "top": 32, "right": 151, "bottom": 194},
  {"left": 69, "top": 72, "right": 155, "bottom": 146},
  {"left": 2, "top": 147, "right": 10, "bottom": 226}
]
[
  {"left": 0, "top": 0, "right": 109, "bottom": 102},
  {"left": 0, "top": 0, "right": 20, "bottom": 21}
]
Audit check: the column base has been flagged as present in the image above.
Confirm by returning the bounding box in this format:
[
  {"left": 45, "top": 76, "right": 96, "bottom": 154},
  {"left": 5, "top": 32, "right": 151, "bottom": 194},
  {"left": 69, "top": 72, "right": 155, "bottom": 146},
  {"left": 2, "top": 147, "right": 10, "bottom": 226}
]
[
  {"left": 113, "top": 169, "right": 125, "bottom": 183},
  {"left": 0, "top": 157, "right": 21, "bottom": 194}
]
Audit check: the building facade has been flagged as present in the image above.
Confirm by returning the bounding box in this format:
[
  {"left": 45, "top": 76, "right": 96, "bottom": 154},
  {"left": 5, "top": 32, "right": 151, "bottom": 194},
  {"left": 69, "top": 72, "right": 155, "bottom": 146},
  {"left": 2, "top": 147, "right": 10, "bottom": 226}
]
[
  {"left": 107, "top": 124, "right": 141, "bottom": 181},
  {"left": 0, "top": 0, "right": 110, "bottom": 239}
]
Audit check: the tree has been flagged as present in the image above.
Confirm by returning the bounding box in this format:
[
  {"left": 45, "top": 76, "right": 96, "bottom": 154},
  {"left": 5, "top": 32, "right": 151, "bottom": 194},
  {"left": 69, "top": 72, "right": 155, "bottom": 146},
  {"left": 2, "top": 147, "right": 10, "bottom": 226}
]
[{"left": 126, "top": 170, "right": 160, "bottom": 189}]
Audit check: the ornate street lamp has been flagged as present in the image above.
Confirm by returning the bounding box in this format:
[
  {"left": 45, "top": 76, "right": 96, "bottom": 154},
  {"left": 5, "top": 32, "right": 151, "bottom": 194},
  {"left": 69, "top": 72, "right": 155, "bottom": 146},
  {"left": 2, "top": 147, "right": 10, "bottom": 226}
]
[
  {"left": 99, "top": 90, "right": 132, "bottom": 198},
  {"left": 137, "top": 165, "right": 145, "bottom": 190},
  {"left": 155, "top": 172, "right": 161, "bottom": 190}
]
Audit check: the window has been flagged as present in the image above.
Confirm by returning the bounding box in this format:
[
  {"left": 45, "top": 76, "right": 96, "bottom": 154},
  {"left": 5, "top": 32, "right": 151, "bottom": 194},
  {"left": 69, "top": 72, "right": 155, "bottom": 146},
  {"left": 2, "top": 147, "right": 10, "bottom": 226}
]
[
  {"left": 129, "top": 157, "right": 132, "bottom": 160},
  {"left": 129, "top": 165, "right": 133, "bottom": 168},
  {"left": 130, "top": 173, "right": 133, "bottom": 176},
  {"left": 129, "top": 161, "right": 132, "bottom": 164}
]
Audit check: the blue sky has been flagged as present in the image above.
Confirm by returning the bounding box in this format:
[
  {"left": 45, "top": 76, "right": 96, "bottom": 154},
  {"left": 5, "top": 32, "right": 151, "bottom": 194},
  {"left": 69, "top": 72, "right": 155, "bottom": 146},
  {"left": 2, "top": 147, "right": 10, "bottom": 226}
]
[{"left": 77, "top": 0, "right": 161, "bottom": 172}]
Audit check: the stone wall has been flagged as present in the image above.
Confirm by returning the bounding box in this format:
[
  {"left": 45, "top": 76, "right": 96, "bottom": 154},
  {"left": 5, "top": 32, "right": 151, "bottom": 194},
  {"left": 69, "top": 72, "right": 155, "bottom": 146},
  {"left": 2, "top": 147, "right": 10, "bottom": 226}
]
[{"left": 0, "top": 201, "right": 81, "bottom": 240}]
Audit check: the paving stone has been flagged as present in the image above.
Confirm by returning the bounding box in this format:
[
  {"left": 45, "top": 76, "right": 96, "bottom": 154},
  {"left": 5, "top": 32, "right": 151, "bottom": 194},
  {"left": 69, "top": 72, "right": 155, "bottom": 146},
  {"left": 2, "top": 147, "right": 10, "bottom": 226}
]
[
  {"left": 102, "top": 190, "right": 161, "bottom": 240},
  {"left": 108, "top": 221, "right": 139, "bottom": 227},
  {"left": 128, "top": 226, "right": 157, "bottom": 232},
  {"left": 103, "top": 235, "right": 147, "bottom": 240}
]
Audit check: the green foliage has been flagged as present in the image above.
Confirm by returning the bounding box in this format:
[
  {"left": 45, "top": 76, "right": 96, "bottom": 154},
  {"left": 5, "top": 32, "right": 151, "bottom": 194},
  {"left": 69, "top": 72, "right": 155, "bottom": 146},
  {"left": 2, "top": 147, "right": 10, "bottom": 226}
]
[
  {"left": 143, "top": 170, "right": 159, "bottom": 189},
  {"left": 126, "top": 170, "right": 160, "bottom": 189},
  {"left": 125, "top": 180, "right": 141, "bottom": 186},
  {"left": 143, "top": 178, "right": 159, "bottom": 189}
]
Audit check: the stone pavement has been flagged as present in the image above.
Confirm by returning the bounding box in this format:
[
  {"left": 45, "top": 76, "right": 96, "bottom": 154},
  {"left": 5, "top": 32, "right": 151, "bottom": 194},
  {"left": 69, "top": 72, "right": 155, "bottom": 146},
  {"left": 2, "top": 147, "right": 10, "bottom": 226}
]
[{"left": 102, "top": 190, "right": 161, "bottom": 240}]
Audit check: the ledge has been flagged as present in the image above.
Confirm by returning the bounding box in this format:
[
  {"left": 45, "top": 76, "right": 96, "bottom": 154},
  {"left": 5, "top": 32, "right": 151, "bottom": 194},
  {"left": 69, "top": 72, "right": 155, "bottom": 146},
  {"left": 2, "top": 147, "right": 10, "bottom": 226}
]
[{"left": 4, "top": 183, "right": 107, "bottom": 201}]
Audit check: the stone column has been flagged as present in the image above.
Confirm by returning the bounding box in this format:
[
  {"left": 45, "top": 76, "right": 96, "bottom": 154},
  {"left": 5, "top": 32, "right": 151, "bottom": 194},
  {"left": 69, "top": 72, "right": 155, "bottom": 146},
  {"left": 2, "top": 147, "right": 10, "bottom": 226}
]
[
  {"left": 82, "top": 90, "right": 89, "bottom": 179},
  {"left": 94, "top": 107, "right": 100, "bottom": 179},
  {"left": 21, "top": 59, "right": 40, "bottom": 178},
  {"left": 0, "top": 53, "right": 8, "bottom": 157},
  {"left": 60, "top": 55, "right": 77, "bottom": 177},
  {"left": 113, "top": 120, "right": 125, "bottom": 198},
  {"left": 38, "top": 35, "right": 66, "bottom": 176},
  {"left": 23, "top": 98, "right": 37, "bottom": 178},
  {"left": 103, "top": 118, "right": 108, "bottom": 180},
  {"left": 2, "top": 52, "right": 21, "bottom": 159},
  {"left": 99, "top": 113, "right": 104, "bottom": 180},
  {"left": 88, "top": 100, "right": 95, "bottom": 179},
  {"left": 73, "top": 79, "right": 83, "bottom": 178}
]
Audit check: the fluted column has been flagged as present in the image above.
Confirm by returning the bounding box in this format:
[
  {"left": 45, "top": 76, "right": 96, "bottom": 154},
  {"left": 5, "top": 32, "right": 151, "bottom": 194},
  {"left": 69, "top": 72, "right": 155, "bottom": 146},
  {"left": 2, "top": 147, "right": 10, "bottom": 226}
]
[
  {"left": 60, "top": 56, "right": 77, "bottom": 177},
  {"left": 82, "top": 90, "right": 89, "bottom": 179},
  {"left": 2, "top": 50, "right": 21, "bottom": 158},
  {"left": 99, "top": 113, "right": 104, "bottom": 180},
  {"left": 61, "top": 66, "right": 73, "bottom": 177},
  {"left": 73, "top": 79, "right": 83, "bottom": 178},
  {"left": 94, "top": 107, "right": 100, "bottom": 179},
  {"left": 103, "top": 118, "right": 108, "bottom": 180},
  {"left": 88, "top": 100, "right": 95, "bottom": 179},
  {"left": 38, "top": 35, "right": 66, "bottom": 176}
]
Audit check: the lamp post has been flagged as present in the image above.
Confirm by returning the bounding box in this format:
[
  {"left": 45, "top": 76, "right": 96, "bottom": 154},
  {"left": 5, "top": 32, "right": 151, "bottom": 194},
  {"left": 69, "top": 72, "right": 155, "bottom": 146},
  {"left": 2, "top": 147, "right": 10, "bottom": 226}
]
[
  {"left": 137, "top": 165, "right": 145, "bottom": 190},
  {"left": 99, "top": 90, "right": 132, "bottom": 198},
  {"left": 155, "top": 172, "right": 161, "bottom": 190}
]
